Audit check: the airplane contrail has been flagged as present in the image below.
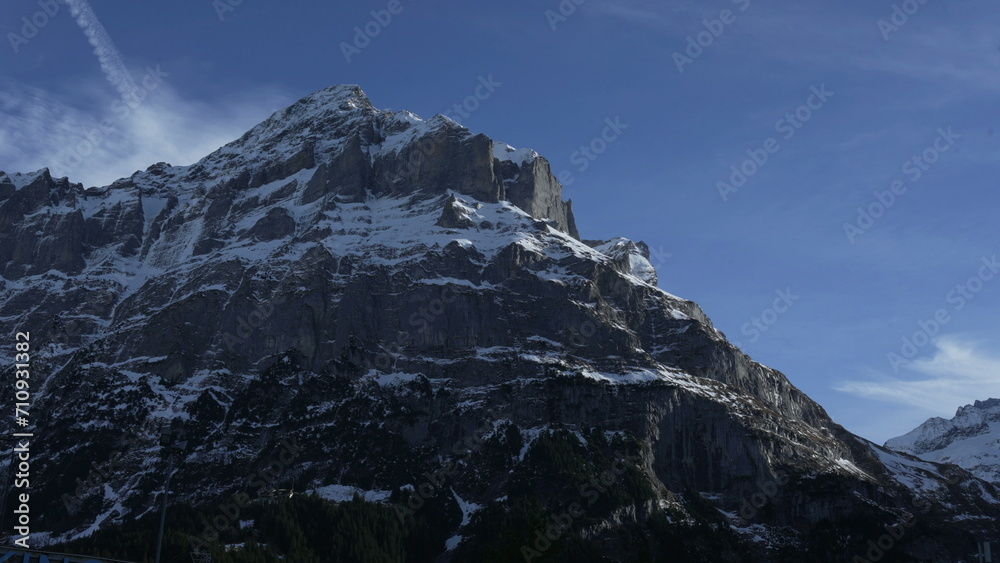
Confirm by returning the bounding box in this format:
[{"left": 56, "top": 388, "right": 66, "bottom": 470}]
[{"left": 63, "top": 0, "right": 139, "bottom": 100}]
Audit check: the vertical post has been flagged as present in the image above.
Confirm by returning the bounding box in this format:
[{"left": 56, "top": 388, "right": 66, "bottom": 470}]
[
  {"left": 155, "top": 454, "right": 175, "bottom": 563},
  {"left": 985, "top": 541, "right": 993, "bottom": 563}
]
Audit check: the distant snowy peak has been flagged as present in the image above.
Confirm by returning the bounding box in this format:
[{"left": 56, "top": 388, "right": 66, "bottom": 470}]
[
  {"left": 887, "top": 399, "right": 1000, "bottom": 453},
  {"left": 885, "top": 398, "right": 1000, "bottom": 485}
]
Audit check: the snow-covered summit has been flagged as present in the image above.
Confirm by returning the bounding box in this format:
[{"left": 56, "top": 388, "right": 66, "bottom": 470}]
[
  {"left": 139, "top": 84, "right": 543, "bottom": 199},
  {"left": 0, "top": 84, "right": 581, "bottom": 281},
  {"left": 0, "top": 168, "right": 51, "bottom": 190},
  {"left": 885, "top": 398, "right": 1000, "bottom": 485}
]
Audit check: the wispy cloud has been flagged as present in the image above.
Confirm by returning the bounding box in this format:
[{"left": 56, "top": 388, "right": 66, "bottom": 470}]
[
  {"left": 835, "top": 335, "right": 1000, "bottom": 415},
  {"left": 63, "top": 0, "right": 138, "bottom": 99},
  {"left": 594, "top": 0, "right": 1000, "bottom": 97},
  {"left": 0, "top": 79, "right": 291, "bottom": 187},
  {"left": 0, "top": 0, "right": 292, "bottom": 187},
  {"left": 589, "top": 1, "right": 690, "bottom": 33}
]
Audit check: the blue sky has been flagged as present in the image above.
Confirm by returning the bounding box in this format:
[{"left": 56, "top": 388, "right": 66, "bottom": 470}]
[{"left": 2, "top": 0, "right": 998, "bottom": 442}]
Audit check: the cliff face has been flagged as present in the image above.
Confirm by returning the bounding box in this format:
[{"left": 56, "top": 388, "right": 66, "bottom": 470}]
[{"left": 2, "top": 85, "right": 997, "bottom": 560}]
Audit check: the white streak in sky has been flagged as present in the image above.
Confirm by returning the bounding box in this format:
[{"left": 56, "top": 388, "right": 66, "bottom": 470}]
[{"left": 63, "top": 0, "right": 139, "bottom": 99}]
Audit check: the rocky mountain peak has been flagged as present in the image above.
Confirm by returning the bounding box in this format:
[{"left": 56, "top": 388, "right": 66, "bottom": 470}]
[
  {"left": 2, "top": 86, "right": 997, "bottom": 559},
  {"left": 118, "top": 84, "right": 580, "bottom": 238},
  {"left": 886, "top": 398, "right": 1000, "bottom": 485},
  {"left": 969, "top": 397, "right": 1000, "bottom": 413}
]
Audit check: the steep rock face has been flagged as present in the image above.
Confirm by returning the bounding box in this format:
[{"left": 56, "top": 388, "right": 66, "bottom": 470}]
[
  {"left": 1, "top": 85, "right": 997, "bottom": 560},
  {"left": 886, "top": 398, "right": 1000, "bottom": 485},
  {"left": 504, "top": 154, "right": 579, "bottom": 239},
  {"left": 0, "top": 169, "right": 90, "bottom": 278}
]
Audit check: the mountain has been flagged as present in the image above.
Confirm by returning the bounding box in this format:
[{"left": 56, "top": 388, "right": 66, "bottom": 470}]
[
  {"left": 886, "top": 399, "right": 1000, "bottom": 486},
  {"left": 2, "top": 85, "right": 998, "bottom": 562}
]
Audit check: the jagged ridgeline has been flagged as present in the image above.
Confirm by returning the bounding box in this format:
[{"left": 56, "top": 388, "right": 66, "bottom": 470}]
[
  {"left": 1, "top": 85, "right": 997, "bottom": 562},
  {"left": 887, "top": 398, "right": 1000, "bottom": 487}
]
